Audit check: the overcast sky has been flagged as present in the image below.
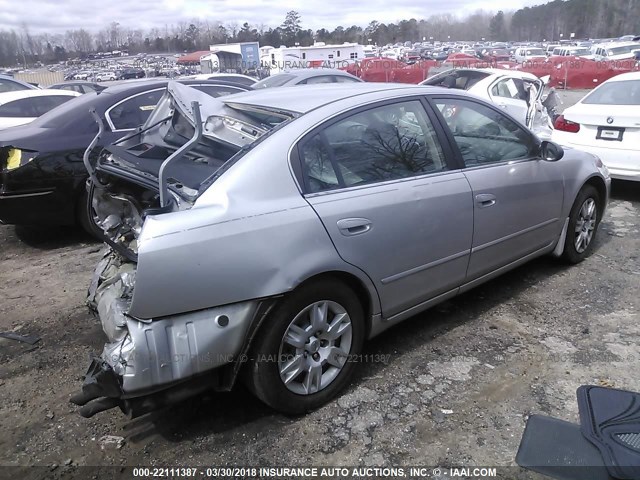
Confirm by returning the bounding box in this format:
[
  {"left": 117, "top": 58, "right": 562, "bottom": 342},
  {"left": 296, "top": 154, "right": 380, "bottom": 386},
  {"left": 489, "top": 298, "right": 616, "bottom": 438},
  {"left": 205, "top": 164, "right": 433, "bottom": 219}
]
[{"left": 0, "top": 0, "right": 544, "bottom": 34}]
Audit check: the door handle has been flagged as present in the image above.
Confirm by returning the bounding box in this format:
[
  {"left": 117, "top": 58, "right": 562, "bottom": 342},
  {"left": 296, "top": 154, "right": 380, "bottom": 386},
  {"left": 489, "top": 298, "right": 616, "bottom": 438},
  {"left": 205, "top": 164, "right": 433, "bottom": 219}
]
[
  {"left": 337, "top": 218, "right": 372, "bottom": 236},
  {"left": 475, "top": 194, "right": 497, "bottom": 208},
  {"left": 498, "top": 103, "right": 508, "bottom": 109}
]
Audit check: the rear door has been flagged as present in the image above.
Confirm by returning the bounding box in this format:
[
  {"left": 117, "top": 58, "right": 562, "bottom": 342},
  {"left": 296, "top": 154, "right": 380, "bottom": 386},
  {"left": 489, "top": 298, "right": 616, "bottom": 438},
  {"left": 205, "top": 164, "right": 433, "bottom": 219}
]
[
  {"left": 431, "top": 96, "right": 564, "bottom": 281},
  {"left": 488, "top": 77, "right": 529, "bottom": 126},
  {"left": 297, "top": 98, "right": 473, "bottom": 318}
]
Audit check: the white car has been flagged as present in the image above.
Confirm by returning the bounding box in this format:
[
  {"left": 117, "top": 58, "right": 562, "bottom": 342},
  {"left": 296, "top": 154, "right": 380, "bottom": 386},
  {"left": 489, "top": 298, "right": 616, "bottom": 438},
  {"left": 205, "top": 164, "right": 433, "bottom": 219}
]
[
  {"left": 591, "top": 42, "right": 640, "bottom": 61},
  {"left": 552, "top": 71, "right": 640, "bottom": 181},
  {"left": 96, "top": 71, "right": 116, "bottom": 81},
  {"left": 551, "top": 47, "right": 593, "bottom": 59},
  {"left": 514, "top": 47, "right": 547, "bottom": 63},
  {"left": 421, "top": 68, "right": 554, "bottom": 137},
  {"left": 0, "top": 89, "right": 80, "bottom": 130}
]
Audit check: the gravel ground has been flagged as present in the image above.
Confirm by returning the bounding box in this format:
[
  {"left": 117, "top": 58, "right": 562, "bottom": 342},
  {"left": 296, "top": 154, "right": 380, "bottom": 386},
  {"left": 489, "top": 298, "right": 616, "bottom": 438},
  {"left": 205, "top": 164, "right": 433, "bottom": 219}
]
[{"left": 0, "top": 90, "right": 639, "bottom": 478}]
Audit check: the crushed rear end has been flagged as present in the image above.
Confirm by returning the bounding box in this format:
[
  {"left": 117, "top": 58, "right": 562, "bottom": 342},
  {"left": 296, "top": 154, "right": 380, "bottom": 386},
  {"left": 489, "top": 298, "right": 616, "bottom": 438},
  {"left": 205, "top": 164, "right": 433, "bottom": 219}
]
[{"left": 71, "top": 82, "right": 290, "bottom": 417}]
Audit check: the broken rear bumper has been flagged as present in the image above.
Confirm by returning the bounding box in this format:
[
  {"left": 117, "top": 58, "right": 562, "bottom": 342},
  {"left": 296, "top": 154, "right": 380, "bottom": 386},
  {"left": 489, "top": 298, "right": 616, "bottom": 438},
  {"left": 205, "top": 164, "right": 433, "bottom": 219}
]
[{"left": 72, "top": 250, "right": 267, "bottom": 417}]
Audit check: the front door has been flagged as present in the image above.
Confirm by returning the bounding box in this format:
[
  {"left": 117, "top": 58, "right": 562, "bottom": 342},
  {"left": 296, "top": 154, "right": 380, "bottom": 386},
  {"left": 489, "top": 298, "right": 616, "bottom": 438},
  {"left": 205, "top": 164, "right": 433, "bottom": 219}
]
[{"left": 431, "top": 96, "right": 565, "bottom": 281}]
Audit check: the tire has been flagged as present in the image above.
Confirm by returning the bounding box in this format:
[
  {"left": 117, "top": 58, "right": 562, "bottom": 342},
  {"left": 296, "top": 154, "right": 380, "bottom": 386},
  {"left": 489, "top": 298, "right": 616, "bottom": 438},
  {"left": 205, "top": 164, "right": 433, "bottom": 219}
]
[
  {"left": 244, "top": 279, "right": 365, "bottom": 415},
  {"left": 76, "top": 189, "right": 100, "bottom": 239},
  {"left": 562, "top": 185, "right": 601, "bottom": 264}
]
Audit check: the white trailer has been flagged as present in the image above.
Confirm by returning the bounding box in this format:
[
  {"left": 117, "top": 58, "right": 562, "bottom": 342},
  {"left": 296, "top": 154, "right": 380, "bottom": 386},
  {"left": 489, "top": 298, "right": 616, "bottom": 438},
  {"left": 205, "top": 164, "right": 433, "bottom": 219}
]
[
  {"left": 201, "top": 42, "right": 260, "bottom": 74},
  {"left": 260, "top": 42, "right": 365, "bottom": 73}
]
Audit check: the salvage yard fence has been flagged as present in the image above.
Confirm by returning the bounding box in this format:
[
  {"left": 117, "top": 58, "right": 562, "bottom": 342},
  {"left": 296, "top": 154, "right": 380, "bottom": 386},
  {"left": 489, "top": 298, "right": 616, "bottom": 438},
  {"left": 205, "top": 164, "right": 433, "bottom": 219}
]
[{"left": 14, "top": 71, "right": 64, "bottom": 87}]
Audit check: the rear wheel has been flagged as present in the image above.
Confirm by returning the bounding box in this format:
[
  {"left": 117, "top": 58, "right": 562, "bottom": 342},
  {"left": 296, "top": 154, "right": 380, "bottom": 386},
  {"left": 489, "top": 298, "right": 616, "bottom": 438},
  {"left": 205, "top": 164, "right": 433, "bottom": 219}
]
[
  {"left": 244, "top": 279, "right": 365, "bottom": 414},
  {"left": 562, "top": 185, "right": 601, "bottom": 264}
]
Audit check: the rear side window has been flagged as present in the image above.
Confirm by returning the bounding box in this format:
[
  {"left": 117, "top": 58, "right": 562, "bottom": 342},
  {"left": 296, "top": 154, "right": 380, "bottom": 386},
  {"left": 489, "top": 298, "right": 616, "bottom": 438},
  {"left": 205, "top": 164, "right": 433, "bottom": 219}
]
[
  {"left": 300, "top": 75, "right": 334, "bottom": 85},
  {"left": 334, "top": 75, "right": 361, "bottom": 83},
  {"left": 30, "top": 95, "right": 75, "bottom": 116},
  {"left": 107, "top": 90, "right": 163, "bottom": 130},
  {"left": 300, "top": 100, "right": 447, "bottom": 193},
  {"left": 0, "top": 98, "right": 37, "bottom": 117}
]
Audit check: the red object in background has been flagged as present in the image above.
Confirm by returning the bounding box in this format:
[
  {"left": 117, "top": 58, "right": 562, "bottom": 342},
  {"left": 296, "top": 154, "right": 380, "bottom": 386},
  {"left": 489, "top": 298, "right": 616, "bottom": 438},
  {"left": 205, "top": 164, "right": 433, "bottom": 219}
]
[
  {"left": 347, "top": 57, "right": 407, "bottom": 82},
  {"left": 551, "top": 57, "right": 639, "bottom": 89},
  {"left": 389, "top": 60, "right": 440, "bottom": 84}
]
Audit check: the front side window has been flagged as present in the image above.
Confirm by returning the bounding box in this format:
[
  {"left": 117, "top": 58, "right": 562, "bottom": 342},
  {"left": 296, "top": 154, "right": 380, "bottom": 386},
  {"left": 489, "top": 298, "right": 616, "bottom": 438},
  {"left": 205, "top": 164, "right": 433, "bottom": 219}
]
[
  {"left": 435, "top": 98, "right": 536, "bottom": 167},
  {"left": 108, "top": 90, "right": 164, "bottom": 130},
  {"left": 300, "top": 100, "right": 447, "bottom": 193}
]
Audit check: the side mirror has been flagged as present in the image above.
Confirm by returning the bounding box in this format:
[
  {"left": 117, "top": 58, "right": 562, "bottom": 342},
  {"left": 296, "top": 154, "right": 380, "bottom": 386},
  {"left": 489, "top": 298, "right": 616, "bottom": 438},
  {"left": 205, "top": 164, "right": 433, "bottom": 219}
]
[{"left": 540, "top": 140, "right": 564, "bottom": 162}]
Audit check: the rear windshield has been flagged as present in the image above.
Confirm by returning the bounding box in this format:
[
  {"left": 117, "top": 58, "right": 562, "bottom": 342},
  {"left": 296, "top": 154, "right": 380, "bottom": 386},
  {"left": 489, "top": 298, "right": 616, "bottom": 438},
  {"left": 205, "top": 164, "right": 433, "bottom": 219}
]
[
  {"left": 253, "top": 74, "right": 296, "bottom": 88},
  {"left": 525, "top": 49, "right": 545, "bottom": 56},
  {"left": 582, "top": 80, "right": 640, "bottom": 105}
]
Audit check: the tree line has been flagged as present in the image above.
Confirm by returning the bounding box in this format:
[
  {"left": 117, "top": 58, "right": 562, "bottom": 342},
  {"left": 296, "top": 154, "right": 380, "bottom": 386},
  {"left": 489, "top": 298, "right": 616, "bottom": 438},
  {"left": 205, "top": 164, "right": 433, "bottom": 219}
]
[{"left": 1, "top": 0, "right": 639, "bottom": 67}]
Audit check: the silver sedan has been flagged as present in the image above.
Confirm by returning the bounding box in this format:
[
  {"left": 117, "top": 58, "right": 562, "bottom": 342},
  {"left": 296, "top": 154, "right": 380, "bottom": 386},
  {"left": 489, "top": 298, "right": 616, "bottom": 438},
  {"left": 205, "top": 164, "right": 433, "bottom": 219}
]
[{"left": 71, "top": 82, "right": 610, "bottom": 418}]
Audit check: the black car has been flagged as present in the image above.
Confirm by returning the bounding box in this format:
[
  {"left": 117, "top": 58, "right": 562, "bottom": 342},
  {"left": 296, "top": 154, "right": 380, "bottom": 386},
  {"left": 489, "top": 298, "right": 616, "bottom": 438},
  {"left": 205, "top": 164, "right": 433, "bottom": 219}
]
[
  {"left": 48, "top": 81, "right": 107, "bottom": 94},
  {"left": 0, "top": 80, "right": 252, "bottom": 231},
  {"left": 117, "top": 68, "right": 146, "bottom": 80}
]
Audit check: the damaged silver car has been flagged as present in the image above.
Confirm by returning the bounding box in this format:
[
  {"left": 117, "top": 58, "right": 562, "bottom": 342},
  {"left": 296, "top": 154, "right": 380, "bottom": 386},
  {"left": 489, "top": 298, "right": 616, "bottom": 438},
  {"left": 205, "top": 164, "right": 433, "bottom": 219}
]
[{"left": 71, "top": 81, "right": 610, "bottom": 418}]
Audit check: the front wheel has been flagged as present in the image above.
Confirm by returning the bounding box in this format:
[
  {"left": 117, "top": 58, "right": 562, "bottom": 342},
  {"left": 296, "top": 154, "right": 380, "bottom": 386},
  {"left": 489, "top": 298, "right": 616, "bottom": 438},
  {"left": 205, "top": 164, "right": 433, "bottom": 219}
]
[
  {"left": 562, "top": 185, "right": 601, "bottom": 264},
  {"left": 244, "top": 279, "right": 365, "bottom": 415}
]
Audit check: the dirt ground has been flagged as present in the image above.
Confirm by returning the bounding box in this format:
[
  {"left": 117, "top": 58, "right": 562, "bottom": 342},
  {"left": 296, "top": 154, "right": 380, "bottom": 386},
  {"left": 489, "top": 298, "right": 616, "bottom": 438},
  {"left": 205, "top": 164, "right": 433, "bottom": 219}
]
[{"left": 1, "top": 90, "right": 639, "bottom": 478}]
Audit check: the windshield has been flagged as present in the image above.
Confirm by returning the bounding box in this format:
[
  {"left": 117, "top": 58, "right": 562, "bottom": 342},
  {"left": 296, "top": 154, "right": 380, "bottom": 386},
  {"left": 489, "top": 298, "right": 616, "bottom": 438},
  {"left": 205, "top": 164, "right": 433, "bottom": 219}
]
[
  {"left": 526, "top": 49, "right": 545, "bottom": 56},
  {"left": 253, "top": 74, "right": 296, "bottom": 88},
  {"left": 607, "top": 45, "right": 640, "bottom": 55},
  {"left": 582, "top": 80, "right": 640, "bottom": 105},
  {"left": 570, "top": 48, "right": 591, "bottom": 56}
]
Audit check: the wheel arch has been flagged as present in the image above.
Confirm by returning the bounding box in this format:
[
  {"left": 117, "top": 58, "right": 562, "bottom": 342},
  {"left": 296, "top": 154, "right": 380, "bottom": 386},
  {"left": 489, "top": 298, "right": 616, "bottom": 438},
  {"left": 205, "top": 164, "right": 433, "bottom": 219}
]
[
  {"left": 583, "top": 175, "right": 607, "bottom": 218},
  {"left": 293, "top": 270, "right": 377, "bottom": 340}
]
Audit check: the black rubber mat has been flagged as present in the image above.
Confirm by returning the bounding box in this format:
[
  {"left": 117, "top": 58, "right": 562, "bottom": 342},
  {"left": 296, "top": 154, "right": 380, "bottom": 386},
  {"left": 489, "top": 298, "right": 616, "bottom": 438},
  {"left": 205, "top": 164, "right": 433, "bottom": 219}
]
[
  {"left": 577, "top": 386, "right": 640, "bottom": 480},
  {"left": 516, "top": 414, "right": 613, "bottom": 480}
]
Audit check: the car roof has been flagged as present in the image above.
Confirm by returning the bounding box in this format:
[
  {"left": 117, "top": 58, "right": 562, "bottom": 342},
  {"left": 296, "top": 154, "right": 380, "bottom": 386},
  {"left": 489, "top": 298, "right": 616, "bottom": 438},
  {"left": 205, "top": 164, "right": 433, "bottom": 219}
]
[
  {"left": 224, "top": 82, "right": 464, "bottom": 114},
  {"left": 0, "top": 88, "right": 80, "bottom": 105},
  {"left": 430, "top": 68, "right": 539, "bottom": 82},
  {"left": 50, "top": 80, "right": 101, "bottom": 86},
  {"left": 0, "top": 74, "right": 39, "bottom": 90},
  {"left": 476, "top": 68, "right": 540, "bottom": 81}
]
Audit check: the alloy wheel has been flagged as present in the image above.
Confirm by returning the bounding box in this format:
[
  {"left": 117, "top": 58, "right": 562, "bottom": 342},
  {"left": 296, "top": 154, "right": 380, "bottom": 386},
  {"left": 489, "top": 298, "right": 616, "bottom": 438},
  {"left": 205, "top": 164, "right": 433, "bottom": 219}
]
[
  {"left": 574, "top": 197, "right": 597, "bottom": 254},
  {"left": 278, "top": 300, "right": 352, "bottom": 395}
]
